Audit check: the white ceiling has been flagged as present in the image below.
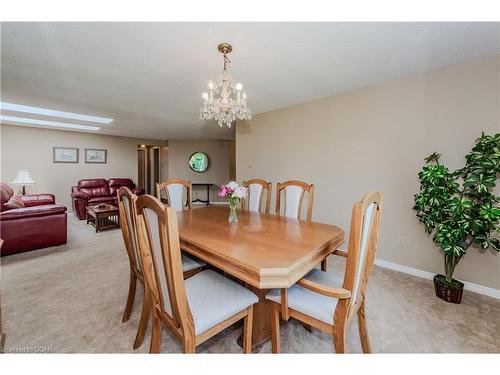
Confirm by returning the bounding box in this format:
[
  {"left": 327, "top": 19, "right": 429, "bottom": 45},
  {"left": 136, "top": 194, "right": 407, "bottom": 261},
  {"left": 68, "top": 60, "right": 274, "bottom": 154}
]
[{"left": 1, "top": 22, "right": 500, "bottom": 140}]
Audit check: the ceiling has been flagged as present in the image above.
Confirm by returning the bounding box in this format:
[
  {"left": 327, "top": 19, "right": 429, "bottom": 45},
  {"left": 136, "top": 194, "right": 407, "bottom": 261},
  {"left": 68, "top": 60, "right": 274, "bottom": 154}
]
[{"left": 1, "top": 22, "right": 500, "bottom": 140}]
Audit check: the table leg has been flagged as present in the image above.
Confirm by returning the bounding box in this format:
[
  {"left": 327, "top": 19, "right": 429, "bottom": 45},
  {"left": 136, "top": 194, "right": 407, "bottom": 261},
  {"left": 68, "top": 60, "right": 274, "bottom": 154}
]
[
  {"left": 237, "top": 286, "right": 271, "bottom": 351},
  {"left": 206, "top": 184, "right": 210, "bottom": 206}
]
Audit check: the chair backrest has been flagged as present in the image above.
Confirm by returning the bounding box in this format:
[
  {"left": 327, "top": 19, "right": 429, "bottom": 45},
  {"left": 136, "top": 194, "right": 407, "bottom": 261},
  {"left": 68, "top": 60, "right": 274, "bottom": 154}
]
[
  {"left": 342, "top": 192, "right": 383, "bottom": 314},
  {"left": 241, "top": 179, "right": 272, "bottom": 213},
  {"left": 156, "top": 179, "right": 192, "bottom": 212},
  {"left": 276, "top": 180, "right": 314, "bottom": 221},
  {"left": 134, "top": 194, "right": 195, "bottom": 338},
  {"left": 117, "top": 187, "right": 142, "bottom": 277}
]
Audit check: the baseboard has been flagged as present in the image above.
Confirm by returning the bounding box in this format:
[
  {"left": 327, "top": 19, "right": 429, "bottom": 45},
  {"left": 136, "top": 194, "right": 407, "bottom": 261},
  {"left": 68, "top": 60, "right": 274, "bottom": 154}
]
[{"left": 374, "top": 258, "right": 500, "bottom": 300}]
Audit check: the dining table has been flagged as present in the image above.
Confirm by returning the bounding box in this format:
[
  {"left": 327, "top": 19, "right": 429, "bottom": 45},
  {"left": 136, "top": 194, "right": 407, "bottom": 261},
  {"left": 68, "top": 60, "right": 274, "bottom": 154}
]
[{"left": 176, "top": 205, "right": 344, "bottom": 349}]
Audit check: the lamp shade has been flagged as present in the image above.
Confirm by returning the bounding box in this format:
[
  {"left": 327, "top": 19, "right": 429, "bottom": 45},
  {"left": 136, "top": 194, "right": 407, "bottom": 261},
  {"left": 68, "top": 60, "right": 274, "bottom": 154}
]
[{"left": 11, "top": 170, "right": 35, "bottom": 185}]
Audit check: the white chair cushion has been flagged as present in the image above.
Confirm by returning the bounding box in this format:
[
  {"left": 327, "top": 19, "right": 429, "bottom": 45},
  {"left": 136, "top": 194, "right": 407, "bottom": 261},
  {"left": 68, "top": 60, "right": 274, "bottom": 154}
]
[
  {"left": 248, "top": 183, "right": 263, "bottom": 212},
  {"left": 166, "top": 183, "right": 184, "bottom": 212},
  {"left": 266, "top": 269, "right": 344, "bottom": 325},
  {"left": 284, "top": 185, "right": 303, "bottom": 218},
  {"left": 182, "top": 253, "right": 205, "bottom": 272},
  {"left": 351, "top": 202, "right": 376, "bottom": 305},
  {"left": 185, "top": 270, "right": 258, "bottom": 335},
  {"left": 303, "top": 268, "right": 344, "bottom": 289}
]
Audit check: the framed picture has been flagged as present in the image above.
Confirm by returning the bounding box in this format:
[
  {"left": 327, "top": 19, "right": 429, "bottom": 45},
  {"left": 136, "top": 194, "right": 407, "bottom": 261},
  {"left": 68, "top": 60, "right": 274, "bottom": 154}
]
[
  {"left": 85, "top": 149, "right": 107, "bottom": 163},
  {"left": 53, "top": 147, "right": 79, "bottom": 163}
]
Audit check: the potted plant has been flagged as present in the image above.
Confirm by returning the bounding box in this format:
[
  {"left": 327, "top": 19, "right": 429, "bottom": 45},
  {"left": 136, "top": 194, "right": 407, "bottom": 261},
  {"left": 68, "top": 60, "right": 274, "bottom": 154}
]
[{"left": 413, "top": 133, "right": 499, "bottom": 303}]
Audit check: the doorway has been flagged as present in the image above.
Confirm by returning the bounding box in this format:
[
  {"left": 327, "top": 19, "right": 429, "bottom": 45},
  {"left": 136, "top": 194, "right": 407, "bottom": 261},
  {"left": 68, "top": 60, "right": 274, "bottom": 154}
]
[{"left": 137, "top": 145, "right": 168, "bottom": 195}]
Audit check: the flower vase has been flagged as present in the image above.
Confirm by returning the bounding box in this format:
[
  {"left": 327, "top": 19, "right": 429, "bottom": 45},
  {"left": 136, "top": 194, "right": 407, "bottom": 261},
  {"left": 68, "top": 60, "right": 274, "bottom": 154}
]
[{"left": 228, "top": 201, "right": 238, "bottom": 223}]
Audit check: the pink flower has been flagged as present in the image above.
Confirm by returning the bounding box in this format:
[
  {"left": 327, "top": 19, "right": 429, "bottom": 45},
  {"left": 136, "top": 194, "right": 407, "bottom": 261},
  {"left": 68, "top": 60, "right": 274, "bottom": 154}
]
[{"left": 218, "top": 185, "right": 228, "bottom": 197}]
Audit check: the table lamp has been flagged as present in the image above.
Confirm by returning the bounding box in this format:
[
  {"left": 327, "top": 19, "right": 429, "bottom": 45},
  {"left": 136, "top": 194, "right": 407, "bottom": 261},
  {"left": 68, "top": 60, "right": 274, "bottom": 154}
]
[{"left": 11, "top": 169, "right": 35, "bottom": 195}]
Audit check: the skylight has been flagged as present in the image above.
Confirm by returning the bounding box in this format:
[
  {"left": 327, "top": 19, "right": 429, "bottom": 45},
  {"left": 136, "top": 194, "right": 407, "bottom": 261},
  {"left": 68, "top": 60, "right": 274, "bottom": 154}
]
[
  {"left": 0, "top": 102, "right": 113, "bottom": 124},
  {"left": 0, "top": 115, "right": 100, "bottom": 131}
]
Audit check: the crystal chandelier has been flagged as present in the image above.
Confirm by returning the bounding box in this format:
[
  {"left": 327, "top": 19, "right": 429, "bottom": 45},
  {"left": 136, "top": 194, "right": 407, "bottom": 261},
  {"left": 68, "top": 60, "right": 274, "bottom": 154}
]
[{"left": 199, "top": 43, "right": 252, "bottom": 128}]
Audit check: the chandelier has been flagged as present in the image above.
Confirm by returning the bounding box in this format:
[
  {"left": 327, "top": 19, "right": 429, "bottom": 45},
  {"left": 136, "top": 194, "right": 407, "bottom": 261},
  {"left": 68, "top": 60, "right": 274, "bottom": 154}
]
[{"left": 199, "top": 43, "right": 252, "bottom": 128}]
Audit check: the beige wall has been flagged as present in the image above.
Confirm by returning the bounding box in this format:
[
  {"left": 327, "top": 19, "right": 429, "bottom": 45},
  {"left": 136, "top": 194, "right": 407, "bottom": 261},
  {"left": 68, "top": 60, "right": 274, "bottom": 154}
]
[
  {"left": 0, "top": 125, "right": 167, "bottom": 208},
  {"left": 159, "top": 147, "right": 169, "bottom": 181},
  {"left": 168, "top": 139, "right": 234, "bottom": 203},
  {"left": 236, "top": 55, "right": 500, "bottom": 290}
]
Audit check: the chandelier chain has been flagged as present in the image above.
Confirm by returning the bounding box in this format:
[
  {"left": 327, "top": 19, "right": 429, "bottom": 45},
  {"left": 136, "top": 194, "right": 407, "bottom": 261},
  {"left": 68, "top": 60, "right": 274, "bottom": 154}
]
[{"left": 223, "top": 53, "right": 231, "bottom": 71}]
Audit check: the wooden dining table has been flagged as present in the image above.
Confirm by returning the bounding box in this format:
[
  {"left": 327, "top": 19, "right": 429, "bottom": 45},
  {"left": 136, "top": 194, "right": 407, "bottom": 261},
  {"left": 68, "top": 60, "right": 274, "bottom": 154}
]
[{"left": 176, "top": 205, "right": 344, "bottom": 349}]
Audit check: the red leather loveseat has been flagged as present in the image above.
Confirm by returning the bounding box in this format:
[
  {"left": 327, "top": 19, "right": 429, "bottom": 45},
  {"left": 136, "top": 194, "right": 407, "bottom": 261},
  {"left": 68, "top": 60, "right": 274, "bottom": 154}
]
[
  {"left": 71, "top": 178, "right": 145, "bottom": 220},
  {"left": 0, "top": 182, "right": 67, "bottom": 256}
]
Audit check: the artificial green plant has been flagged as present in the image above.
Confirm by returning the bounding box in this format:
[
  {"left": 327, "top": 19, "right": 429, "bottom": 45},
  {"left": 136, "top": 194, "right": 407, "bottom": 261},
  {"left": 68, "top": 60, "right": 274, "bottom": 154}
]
[{"left": 413, "top": 133, "right": 500, "bottom": 285}]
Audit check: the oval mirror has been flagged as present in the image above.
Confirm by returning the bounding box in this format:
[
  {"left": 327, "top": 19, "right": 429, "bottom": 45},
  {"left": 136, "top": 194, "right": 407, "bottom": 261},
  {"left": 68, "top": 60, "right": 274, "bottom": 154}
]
[{"left": 188, "top": 152, "right": 209, "bottom": 173}]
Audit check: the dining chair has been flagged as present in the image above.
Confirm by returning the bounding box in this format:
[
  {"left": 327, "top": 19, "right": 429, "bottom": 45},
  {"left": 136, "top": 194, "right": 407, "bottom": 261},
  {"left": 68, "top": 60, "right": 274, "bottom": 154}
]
[
  {"left": 276, "top": 180, "right": 326, "bottom": 271},
  {"left": 117, "top": 186, "right": 148, "bottom": 350},
  {"left": 241, "top": 179, "right": 272, "bottom": 214},
  {"left": 266, "top": 192, "right": 383, "bottom": 353},
  {"left": 156, "top": 179, "right": 192, "bottom": 212},
  {"left": 117, "top": 187, "right": 205, "bottom": 350},
  {"left": 133, "top": 194, "right": 258, "bottom": 353},
  {"left": 275, "top": 180, "right": 314, "bottom": 221}
]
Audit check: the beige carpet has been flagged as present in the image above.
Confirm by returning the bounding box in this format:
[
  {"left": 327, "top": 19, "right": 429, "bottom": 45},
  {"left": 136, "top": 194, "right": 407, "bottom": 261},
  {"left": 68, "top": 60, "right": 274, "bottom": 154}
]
[{"left": 1, "top": 213, "right": 499, "bottom": 353}]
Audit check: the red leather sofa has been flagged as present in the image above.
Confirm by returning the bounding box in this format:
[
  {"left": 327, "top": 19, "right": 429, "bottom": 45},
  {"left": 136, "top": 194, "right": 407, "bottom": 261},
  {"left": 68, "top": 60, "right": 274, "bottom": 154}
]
[
  {"left": 0, "top": 183, "right": 67, "bottom": 256},
  {"left": 71, "top": 178, "right": 144, "bottom": 220}
]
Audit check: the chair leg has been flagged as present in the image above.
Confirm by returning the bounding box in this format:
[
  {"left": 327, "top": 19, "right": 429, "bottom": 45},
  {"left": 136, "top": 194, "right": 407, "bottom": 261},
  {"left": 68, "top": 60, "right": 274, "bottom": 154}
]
[
  {"left": 133, "top": 284, "right": 151, "bottom": 349},
  {"left": 357, "top": 301, "right": 372, "bottom": 353},
  {"left": 183, "top": 338, "right": 196, "bottom": 353},
  {"left": 122, "top": 271, "right": 137, "bottom": 322},
  {"left": 332, "top": 324, "right": 346, "bottom": 354},
  {"left": 150, "top": 312, "right": 162, "bottom": 354},
  {"left": 243, "top": 305, "right": 254, "bottom": 353},
  {"left": 321, "top": 258, "right": 327, "bottom": 272},
  {"left": 270, "top": 303, "right": 281, "bottom": 353}
]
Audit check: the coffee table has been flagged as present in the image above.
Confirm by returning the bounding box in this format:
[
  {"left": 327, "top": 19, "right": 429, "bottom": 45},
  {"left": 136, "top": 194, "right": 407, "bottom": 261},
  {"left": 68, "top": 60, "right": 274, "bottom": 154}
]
[{"left": 86, "top": 204, "right": 120, "bottom": 232}]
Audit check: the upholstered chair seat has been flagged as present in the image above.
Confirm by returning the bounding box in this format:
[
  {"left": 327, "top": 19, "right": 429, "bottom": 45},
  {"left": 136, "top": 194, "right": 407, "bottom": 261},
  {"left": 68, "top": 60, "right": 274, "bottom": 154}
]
[
  {"left": 303, "top": 268, "right": 345, "bottom": 288},
  {"left": 184, "top": 270, "right": 258, "bottom": 335},
  {"left": 266, "top": 268, "right": 344, "bottom": 325},
  {"left": 182, "top": 254, "right": 206, "bottom": 273}
]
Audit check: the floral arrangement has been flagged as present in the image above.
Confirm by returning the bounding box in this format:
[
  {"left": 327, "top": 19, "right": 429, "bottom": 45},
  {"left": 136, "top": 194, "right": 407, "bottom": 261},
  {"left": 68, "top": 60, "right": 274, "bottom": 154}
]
[{"left": 218, "top": 181, "right": 247, "bottom": 222}]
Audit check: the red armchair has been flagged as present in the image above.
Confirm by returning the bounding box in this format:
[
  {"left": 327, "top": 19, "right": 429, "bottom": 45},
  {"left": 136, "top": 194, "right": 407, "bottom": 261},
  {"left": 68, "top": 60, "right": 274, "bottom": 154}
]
[
  {"left": 0, "top": 183, "right": 67, "bottom": 256},
  {"left": 71, "top": 178, "right": 144, "bottom": 220}
]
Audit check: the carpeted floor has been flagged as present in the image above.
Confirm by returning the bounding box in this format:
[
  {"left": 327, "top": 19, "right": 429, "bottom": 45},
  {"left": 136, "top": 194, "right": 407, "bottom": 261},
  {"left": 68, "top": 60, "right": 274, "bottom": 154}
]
[{"left": 1, "top": 213, "right": 499, "bottom": 353}]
